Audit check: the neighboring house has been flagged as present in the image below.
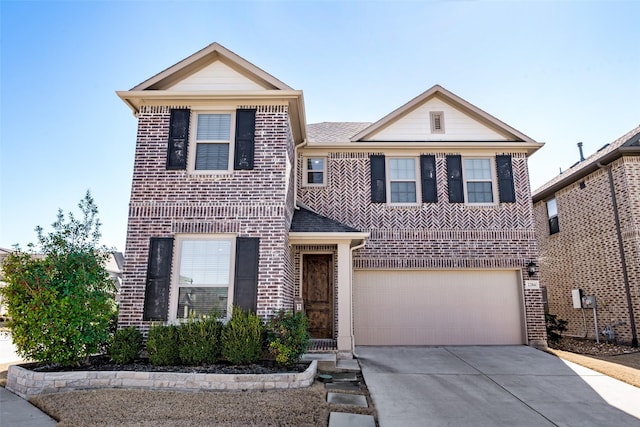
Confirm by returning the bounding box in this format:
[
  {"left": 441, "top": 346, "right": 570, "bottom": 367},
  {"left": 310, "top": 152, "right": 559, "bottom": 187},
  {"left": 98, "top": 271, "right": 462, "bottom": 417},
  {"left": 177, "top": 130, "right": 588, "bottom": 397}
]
[
  {"left": 532, "top": 127, "right": 640, "bottom": 347},
  {"left": 117, "top": 42, "right": 547, "bottom": 355}
]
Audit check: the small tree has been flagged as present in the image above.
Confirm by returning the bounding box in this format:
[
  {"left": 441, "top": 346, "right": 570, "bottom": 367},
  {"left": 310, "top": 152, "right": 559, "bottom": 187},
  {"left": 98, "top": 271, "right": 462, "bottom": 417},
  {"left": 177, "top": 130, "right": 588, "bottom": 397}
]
[{"left": 0, "top": 191, "right": 116, "bottom": 366}]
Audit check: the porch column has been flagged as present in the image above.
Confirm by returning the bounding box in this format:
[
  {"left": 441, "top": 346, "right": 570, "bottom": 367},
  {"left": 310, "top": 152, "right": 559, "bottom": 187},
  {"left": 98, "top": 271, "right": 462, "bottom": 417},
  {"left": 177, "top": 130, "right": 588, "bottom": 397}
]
[{"left": 336, "top": 241, "right": 353, "bottom": 353}]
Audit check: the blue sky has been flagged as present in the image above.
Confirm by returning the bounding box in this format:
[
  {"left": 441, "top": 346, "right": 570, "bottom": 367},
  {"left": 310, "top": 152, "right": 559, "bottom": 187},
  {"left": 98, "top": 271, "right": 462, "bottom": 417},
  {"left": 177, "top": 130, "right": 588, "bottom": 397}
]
[{"left": 1, "top": 0, "right": 639, "bottom": 252}]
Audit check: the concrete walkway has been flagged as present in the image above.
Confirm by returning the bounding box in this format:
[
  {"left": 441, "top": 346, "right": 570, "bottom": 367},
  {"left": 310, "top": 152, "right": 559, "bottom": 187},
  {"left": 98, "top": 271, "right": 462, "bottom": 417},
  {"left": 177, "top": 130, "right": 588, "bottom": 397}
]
[{"left": 357, "top": 345, "right": 640, "bottom": 427}]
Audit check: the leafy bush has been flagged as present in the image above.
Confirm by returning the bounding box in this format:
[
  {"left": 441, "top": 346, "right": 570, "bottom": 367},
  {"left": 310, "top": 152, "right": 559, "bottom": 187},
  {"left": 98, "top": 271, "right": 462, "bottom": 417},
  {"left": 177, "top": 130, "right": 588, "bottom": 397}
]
[
  {"left": 109, "top": 327, "right": 143, "bottom": 364},
  {"left": 221, "top": 307, "right": 264, "bottom": 365},
  {"left": 0, "top": 192, "right": 116, "bottom": 366},
  {"left": 146, "top": 324, "right": 180, "bottom": 366},
  {"left": 545, "top": 313, "right": 568, "bottom": 344},
  {"left": 267, "top": 310, "right": 310, "bottom": 367},
  {"left": 178, "top": 317, "right": 223, "bottom": 365}
]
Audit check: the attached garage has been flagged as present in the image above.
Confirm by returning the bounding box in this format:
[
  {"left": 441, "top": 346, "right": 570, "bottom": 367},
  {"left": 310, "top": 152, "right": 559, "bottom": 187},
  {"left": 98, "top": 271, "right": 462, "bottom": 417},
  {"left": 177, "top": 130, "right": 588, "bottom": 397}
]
[{"left": 353, "top": 270, "right": 524, "bottom": 345}]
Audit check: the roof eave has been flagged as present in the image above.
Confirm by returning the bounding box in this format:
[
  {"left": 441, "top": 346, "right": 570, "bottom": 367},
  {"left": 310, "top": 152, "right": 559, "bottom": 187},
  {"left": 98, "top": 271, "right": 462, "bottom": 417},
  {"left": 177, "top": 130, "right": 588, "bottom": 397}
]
[
  {"left": 532, "top": 147, "right": 640, "bottom": 202},
  {"left": 289, "top": 232, "right": 370, "bottom": 245}
]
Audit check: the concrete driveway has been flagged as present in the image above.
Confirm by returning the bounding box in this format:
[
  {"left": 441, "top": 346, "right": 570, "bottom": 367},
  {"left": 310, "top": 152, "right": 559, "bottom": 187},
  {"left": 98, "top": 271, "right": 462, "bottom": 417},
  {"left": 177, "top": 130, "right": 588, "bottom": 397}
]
[{"left": 357, "top": 346, "right": 640, "bottom": 427}]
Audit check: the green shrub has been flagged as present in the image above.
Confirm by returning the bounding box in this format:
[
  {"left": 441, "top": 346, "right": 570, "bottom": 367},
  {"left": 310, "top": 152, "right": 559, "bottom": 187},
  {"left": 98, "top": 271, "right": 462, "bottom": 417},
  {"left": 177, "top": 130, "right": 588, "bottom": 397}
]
[
  {"left": 267, "top": 310, "right": 310, "bottom": 367},
  {"left": 109, "top": 327, "right": 143, "bottom": 364},
  {"left": 178, "top": 317, "right": 223, "bottom": 365},
  {"left": 146, "top": 324, "right": 180, "bottom": 366},
  {"left": 221, "top": 307, "right": 264, "bottom": 365},
  {"left": 545, "top": 313, "right": 568, "bottom": 344},
  {"left": 0, "top": 192, "right": 116, "bottom": 366}
]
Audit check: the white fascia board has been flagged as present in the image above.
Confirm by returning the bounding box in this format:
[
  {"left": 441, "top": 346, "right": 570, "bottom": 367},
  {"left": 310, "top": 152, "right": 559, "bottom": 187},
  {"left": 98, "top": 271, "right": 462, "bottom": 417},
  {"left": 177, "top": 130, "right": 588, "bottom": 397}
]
[{"left": 289, "top": 232, "right": 369, "bottom": 246}]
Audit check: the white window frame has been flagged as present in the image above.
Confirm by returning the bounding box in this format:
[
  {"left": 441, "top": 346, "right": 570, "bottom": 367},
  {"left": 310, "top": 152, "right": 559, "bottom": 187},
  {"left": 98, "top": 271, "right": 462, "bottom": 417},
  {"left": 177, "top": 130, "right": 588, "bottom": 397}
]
[
  {"left": 169, "top": 234, "right": 236, "bottom": 322},
  {"left": 386, "top": 157, "right": 420, "bottom": 206},
  {"left": 188, "top": 110, "right": 236, "bottom": 174},
  {"left": 302, "top": 157, "right": 327, "bottom": 187},
  {"left": 430, "top": 111, "right": 445, "bottom": 134},
  {"left": 462, "top": 157, "right": 498, "bottom": 205}
]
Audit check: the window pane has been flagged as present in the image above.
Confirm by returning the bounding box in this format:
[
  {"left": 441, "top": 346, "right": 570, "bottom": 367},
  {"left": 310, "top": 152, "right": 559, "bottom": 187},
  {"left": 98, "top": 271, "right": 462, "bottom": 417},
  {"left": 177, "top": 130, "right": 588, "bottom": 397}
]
[
  {"left": 195, "top": 143, "right": 229, "bottom": 170},
  {"left": 197, "top": 114, "right": 231, "bottom": 140},
  {"left": 177, "top": 287, "right": 228, "bottom": 318},
  {"left": 307, "top": 158, "right": 324, "bottom": 171},
  {"left": 390, "top": 182, "right": 417, "bottom": 203},
  {"left": 389, "top": 159, "right": 416, "bottom": 179},
  {"left": 464, "top": 159, "right": 492, "bottom": 180},
  {"left": 467, "top": 182, "right": 493, "bottom": 203},
  {"left": 547, "top": 198, "right": 558, "bottom": 218},
  {"left": 307, "top": 172, "right": 324, "bottom": 184},
  {"left": 179, "top": 240, "right": 231, "bottom": 286}
]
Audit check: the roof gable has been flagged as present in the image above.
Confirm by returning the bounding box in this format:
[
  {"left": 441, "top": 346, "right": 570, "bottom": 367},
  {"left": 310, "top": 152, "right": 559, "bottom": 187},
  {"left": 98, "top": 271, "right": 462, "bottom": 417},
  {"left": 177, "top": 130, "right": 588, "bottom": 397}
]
[
  {"left": 351, "top": 85, "right": 536, "bottom": 143},
  {"left": 131, "top": 42, "right": 292, "bottom": 91}
]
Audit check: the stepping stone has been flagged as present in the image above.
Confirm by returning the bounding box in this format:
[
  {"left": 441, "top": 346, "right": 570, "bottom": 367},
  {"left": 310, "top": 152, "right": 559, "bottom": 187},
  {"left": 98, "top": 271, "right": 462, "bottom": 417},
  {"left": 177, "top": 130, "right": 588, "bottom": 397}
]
[
  {"left": 336, "top": 359, "right": 360, "bottom": 372},
  {"left": 325, "top": 381, "right": 361, "bottom": 392},
  {"left": 327, "top": 392, "right": 368, "bottom": 408},
  {"left": 331, "top": 372, "right": 357, "bottom": 382},
  {"left": 328, "top": 412, "right": 376, "bottom": 427}
]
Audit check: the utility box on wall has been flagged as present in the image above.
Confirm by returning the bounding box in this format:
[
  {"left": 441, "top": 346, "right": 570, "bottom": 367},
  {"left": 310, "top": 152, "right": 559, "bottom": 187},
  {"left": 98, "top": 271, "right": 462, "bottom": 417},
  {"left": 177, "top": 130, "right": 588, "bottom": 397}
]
[
  {"left": 582, "top": 295, "right": 597, "bottom": 309},
  {"left": 572, "top": 289, "right": 583, "bottom": 309}
]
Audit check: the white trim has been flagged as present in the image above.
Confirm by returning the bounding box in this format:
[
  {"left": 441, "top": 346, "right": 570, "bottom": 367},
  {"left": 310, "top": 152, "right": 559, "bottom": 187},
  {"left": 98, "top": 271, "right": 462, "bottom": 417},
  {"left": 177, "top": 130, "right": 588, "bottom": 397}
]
[
  {"left": 302, "top": 156, "right": 327, "bottom": 187},
  {"left": 168, "top": 234, "right": 236, "bottom": 322},
  {"left": 188, "top": 110, "right": 236, "bottom": 175},
  {"left": 386, "top": 157, "right": 421, "bottom": 206},
  {"left": 462, "top": 156, "right": 498, "bottom": 206}
]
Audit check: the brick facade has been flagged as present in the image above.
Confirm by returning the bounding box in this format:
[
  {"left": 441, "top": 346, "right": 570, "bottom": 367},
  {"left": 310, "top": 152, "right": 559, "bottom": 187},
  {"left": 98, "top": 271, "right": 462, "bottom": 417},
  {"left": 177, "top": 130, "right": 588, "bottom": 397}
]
[
  {"left": 298, "top": 151, "right": 546, "bottom": 345},
  {"left": 118, "top": 105, "right": 296, "bottom": 331},
  {"left": 534, "top": 155, "right": 640, "bottom": 345}
]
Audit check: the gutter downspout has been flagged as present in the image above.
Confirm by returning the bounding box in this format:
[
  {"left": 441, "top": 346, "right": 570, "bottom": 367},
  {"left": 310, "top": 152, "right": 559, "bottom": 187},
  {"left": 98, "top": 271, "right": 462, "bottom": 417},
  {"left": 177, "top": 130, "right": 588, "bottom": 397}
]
[
  {"left": 350, "top": 238, "right": 368, "bottom": 358},
  {"left": 598, "top": 161, "right": 638, "bottom": 347}
]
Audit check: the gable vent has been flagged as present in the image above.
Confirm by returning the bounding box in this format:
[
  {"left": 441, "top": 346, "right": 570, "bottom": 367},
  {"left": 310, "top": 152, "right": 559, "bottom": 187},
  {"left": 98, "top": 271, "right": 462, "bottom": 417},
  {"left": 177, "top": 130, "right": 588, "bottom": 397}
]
[{"left": 430, "top": 111, "right": 445, "bottom": 134}]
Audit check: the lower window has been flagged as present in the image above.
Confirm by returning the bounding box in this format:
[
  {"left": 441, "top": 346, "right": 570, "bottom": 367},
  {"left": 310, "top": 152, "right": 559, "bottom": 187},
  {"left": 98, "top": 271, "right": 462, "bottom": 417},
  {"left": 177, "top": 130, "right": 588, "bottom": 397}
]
[{"left": 174, "top": 237, "right": 234, "bottom": 319}]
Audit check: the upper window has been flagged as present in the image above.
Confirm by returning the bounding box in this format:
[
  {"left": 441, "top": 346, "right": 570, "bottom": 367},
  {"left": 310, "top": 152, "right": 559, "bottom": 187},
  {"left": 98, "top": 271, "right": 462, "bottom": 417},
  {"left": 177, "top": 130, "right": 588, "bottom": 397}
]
[
  {"left": 388, "top": 158, "right": 418, "bottom": 204},
  {"left": 430, "top": 111, "right": 445, "bottom": 134},
  {"left": 547, "top": 198, "right": 559, "bottom": 235},
  {"left": 463, "top": 158, "right": 495, "bottom": 204},
  {"left": 172, "top": 236, "right": 234, "bottom": 319},
  {"left": 303, "top": 157, "right": 327, "bottom": 186},
  {"left": 192, "top": 112, "right": 234, "bottom": 172}
]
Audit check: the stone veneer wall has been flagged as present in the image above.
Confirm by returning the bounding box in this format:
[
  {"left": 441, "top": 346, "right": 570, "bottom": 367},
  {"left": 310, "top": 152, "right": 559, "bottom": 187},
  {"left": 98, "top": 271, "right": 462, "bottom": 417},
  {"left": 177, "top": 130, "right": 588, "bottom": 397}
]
[
  {"left": 298, "top": 151, "right": 546, "bottom": 345},
  {"left": 534, "top": 156, "right": 640, "bottom": 345},
  {"left": 118, "top": 105, "right": 296, "bottom": 332}
]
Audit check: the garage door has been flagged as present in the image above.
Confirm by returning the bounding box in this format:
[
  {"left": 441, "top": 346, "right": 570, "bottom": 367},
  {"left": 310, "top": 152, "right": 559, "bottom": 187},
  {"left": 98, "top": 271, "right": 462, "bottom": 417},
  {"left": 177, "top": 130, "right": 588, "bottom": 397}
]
[{"left": 353, "top": 270, "right": 524, "bottom": 345}]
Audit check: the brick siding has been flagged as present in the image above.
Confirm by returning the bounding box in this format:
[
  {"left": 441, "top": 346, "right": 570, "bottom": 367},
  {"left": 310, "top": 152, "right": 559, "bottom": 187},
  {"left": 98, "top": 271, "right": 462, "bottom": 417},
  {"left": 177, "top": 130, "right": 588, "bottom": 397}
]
[{"left": 534, "top": 156, "right": 640, "bottom": 345}]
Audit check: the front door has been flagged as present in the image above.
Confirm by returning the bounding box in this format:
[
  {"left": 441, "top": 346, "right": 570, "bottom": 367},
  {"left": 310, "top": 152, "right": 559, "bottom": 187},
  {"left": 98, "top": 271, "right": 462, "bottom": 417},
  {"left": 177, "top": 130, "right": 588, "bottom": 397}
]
[{"left": 303, "top": 254, "right": 334, "bottom": 339}]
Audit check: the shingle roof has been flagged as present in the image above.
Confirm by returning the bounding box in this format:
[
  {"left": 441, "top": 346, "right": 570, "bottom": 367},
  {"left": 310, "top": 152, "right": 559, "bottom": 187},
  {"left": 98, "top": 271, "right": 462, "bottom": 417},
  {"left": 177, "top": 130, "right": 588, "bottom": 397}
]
[
  {"left": 306, "top": 122, "right": 372, "bottom": 143},
  {"left": 290, "top": 206, "right": 361, "bottom": 233},
  {"left": 532, "top": 125, "right": 640, "bottom": 200}
]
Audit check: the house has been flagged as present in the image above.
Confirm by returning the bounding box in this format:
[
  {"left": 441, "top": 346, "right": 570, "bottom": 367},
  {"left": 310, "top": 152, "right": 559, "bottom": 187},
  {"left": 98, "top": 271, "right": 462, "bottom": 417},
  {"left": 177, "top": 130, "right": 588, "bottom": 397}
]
[
  {"left": 116, "top": 43, "right": 547, "bottom": 355},
  {"left": 532, "top": 127, "right": 640, "bottom": 347}
]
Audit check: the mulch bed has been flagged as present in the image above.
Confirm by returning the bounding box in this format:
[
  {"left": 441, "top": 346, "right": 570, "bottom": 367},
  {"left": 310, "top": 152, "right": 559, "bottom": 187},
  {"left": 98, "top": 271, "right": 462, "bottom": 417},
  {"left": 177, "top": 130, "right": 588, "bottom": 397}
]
[{"left": 550, "top": 336, "right": 640, "bottom": 356}]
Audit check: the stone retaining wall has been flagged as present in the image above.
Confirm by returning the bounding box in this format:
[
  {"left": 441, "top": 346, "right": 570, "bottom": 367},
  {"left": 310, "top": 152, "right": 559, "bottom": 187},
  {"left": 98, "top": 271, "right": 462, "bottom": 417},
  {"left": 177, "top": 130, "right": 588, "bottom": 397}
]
[{"left": 6, "top": 361, "right": 317, "bottom": 399}]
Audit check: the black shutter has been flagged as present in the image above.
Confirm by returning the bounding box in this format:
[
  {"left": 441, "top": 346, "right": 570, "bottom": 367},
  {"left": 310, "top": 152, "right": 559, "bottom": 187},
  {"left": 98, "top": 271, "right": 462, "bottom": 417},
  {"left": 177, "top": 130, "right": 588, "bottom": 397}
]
[
  {"left": 143, "top": 237, "right": 174, "bottom": 321},
  {"left": 233, "top": 237, "right": 260, "bottom": 312},
  {"left": 447, "top": 155, "right": 464, "bottom": 203},
  {"left": 420, "top": 155, "right": 438, "bottom": 203},
  {"left": 234, "top": 109, "right": 256, "bottom": 170},
  {"left": 496, "top": 155, "right": 516, "bottom": 203},
  {"left": 370, "top": 155, "right": 386, "bottom": 203},
  {"left": 166, "top": 109, "right": 190, "bottom": 170}
]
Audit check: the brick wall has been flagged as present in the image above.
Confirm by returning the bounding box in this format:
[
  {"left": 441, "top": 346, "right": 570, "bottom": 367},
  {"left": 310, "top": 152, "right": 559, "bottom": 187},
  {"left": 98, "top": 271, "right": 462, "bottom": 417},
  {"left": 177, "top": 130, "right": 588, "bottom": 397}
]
[
  {"left": 298, "top": 151, "right": 546, "bottom": 345},
  {"left": 119, "top": 105, "right": 295, "bottom": 331},
  {"left": 534, "top": 156, "right": 640, "bottom": 345}
]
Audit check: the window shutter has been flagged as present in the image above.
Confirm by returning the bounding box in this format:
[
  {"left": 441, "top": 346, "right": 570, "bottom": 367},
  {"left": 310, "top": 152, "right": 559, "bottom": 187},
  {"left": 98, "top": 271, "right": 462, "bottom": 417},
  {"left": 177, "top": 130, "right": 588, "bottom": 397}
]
[
  {"left": 143, "top": 237, "right": 174, "bottom": 321},
  {"left": 370, "top": 155, "right": 386, "bottom": 203},
  {"left": 233, "top": 237, "right": 260, "bottom": 312},
  {"left": 234, "top": 109, "right": 256, "bottom": 170},
  {"left": 166, "top": 109, "right": 190, "bottom": 170},
  {"left": 496, "top": 155, "right": 516, "bottom": 203},
  {"left": 420, "top": 155, "right": 438, "bottom": 203},
  {"left": 446, "top": 155, "right": 464, "bottom": 203}
]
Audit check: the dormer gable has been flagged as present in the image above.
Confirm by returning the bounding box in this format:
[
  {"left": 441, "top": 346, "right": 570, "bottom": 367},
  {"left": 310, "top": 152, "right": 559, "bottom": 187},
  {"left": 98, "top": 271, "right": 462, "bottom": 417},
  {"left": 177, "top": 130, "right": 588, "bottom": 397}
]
[
  {"left": 131, "top": 42, "right": 292, "bottom": 91},
  {"left": 351, "top": 85, "right": 536, "bottom": 144}
]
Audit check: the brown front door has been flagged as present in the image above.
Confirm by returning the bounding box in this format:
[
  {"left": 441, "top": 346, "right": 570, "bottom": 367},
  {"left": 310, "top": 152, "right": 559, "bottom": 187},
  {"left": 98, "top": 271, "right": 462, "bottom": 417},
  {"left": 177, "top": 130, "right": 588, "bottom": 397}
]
[{"left": 303, "top": 254, "right": 334, "bottom": 339}]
